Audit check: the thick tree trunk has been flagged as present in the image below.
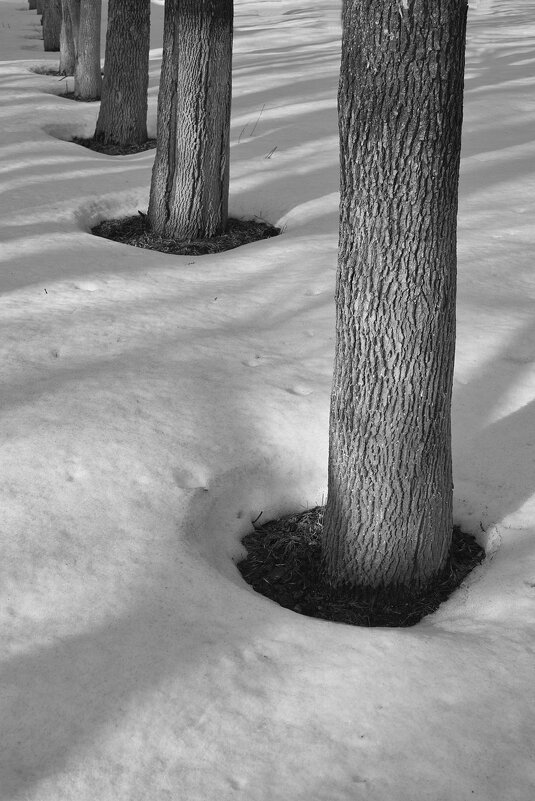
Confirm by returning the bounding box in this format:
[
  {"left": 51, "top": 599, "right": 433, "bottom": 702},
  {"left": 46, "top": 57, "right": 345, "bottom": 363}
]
[
  {"left": 43, "top": 0, "right": 61, "bottom": 51},
  {"left": 148, "top": 0, "right": 233, "bottom": 240},
  {"left": 59, "top": 0, "right": 79, "bottom": 76},
  {"left": 94, "top": 0, "right": 150, "bottom": 146},
  {"left": 322, "top": 0, "right": 468, "bottom": 595},
  {"left": 74, "top": 0, "right": 102, "bottom": 100}
]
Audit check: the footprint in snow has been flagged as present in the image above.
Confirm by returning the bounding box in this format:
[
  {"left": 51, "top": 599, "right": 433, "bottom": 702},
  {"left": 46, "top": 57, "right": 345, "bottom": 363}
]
[
  {"left": 172, "top": 467, "right": 209, "bottom": 491},
  {"left": 74, "top": 281, "right": 99, "bottom": 292},
  {"left": 243, "top": 355, "right": 270, "bottom": 367},
  {"left": 287, "top": 383, "right": 313, "bottom": 396}
]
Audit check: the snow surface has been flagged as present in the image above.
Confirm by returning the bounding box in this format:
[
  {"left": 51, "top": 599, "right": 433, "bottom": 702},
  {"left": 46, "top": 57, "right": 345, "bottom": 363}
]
[{"left": 1, "top": 0, "right": 534, "bottom": 799}]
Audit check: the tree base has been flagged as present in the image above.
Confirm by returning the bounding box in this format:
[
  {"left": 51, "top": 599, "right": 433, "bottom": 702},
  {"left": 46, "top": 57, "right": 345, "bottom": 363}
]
[
  {"left": 52, "top": 90, "right": 96, "bottom": 102},
  {"left": 91, "top": 214, "right": 281, "bottom": 257},
  {"left": 73, "top": 136, "right": 156, "bottom": 156},
  {"left": 237, "top": 506, "right": 484, "bottom": 627},
  {"left": 28, "top": 64, "right": 61, "bottom": 75}
]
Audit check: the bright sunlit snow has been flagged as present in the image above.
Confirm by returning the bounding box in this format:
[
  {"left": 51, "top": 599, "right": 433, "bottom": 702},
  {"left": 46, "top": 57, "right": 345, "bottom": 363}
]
[{"left": 1, "top": 1, "right": 534, "bottom": 799}]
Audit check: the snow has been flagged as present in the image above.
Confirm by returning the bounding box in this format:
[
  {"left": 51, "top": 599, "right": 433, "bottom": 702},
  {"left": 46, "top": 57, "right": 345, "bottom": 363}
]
[{"left": 1, "top": 0, "right": 534, "bottom": 799}]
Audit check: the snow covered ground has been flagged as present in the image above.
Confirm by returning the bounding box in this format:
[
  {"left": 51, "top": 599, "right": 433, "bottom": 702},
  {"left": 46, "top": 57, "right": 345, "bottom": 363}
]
[{"left": 1, "top": 0, "right": 534, "bottom": 798}]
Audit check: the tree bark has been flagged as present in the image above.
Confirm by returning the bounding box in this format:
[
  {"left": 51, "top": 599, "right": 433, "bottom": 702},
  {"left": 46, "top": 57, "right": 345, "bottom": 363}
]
[
  {"left": 59, "top": 0, "right": 79, "bottom": 76},
  {"left": 74, "top": 0, "right": 102, "bottom": 101},
  {"left": 322, "top": 0, "right": 468, "bottom": 595},
  {"left": 43, "top": 0, "right": 61, "bottom": 51},
  {"left": 94, "top": 0, "right": 150, "bottom": 146},
  {"left": 148, "top": 0, "right": 233, "bottom": 240}
]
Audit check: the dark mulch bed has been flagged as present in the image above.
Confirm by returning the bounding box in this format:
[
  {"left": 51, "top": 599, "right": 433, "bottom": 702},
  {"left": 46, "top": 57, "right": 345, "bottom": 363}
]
[
  {"left": 29, "top": 65, "right": 61, "bottom": 76},
  {"left": 72, "top": 136, "right": 157, "bottom": 156},
  {"left": 58, "top": 91, "right": 98, "bottom": 102},
  {"left": 237, "top": 506, "right": 485, "bottom": 627},
  {"left": 91, "top": 213, "right": 281, "bottom": 256}
]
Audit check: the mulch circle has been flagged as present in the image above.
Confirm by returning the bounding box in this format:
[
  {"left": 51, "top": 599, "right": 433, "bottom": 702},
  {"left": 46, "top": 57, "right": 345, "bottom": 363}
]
[
  {"left": 91, "top": 213, "right": 281, "bottom": 256},
  {"left": 29, "top": 65, "right": 61, "bottom": 76},
  {"left": 72, "top": 136, "right": 157, "bottom": 156},
  {"left": 237, "top": 506, "right": 485, "bottom": 627},
  {"left": 58, "top": 92, "right": 97, "bottom": 102}
]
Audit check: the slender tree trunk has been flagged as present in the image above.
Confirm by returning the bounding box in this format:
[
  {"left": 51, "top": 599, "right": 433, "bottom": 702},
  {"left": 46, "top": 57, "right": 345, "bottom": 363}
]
[
  {"left": 74, "top": 0, "right": 102, "bottom": 100},
  {"left": 322, "top": 0, "right": 468, "bottom": 595},
  {"left": 148, "top": 0, "right": 233, "bottom": 240},
  {"left": 43, "top": 0, "right": 61, "bottom": 51},
  {"left": 59, "top": 0, "right": 79, "bottom": 76},
  {"left": 94, "top": 0, "right": 150, "bottom": 146},
  {"left": 59, "top": 16, "right": 71, "bottom": 74}
]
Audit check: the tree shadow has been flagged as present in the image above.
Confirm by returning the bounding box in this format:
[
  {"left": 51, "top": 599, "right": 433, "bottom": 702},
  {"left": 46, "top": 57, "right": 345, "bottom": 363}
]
[
  {"left": 459, "top": 1, "right": 535, "bottom": 198},
  {"left": 0, "top": 282, "right": 332, "bottom": 797},
  {"left": 453, "top": 316, "right": 535, "bottom": 531},
  {"left": 1, "top": 600, "right": 199, "bottom": 797}
]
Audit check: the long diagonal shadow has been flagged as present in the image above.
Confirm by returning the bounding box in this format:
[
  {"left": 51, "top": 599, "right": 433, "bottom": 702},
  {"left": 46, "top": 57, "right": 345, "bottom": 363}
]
[{"left": 453, "top": 316, "right": 535, "bottom": 527}]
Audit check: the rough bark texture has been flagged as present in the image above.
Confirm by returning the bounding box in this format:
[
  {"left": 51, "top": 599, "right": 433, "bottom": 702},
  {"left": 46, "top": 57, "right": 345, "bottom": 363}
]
[
  {"left": 323, "top": 0, "right": 468, "bottom": 594},
  {"left": 43, "top": 0, "right": 61, "bottom": 51},
  {"left": 74, "top": 0, "right": 102, "bottom": 100},
  {"left": 59, "top": 0, "right": 79, "bottom": 76},
  {"left": 148, "top": 0, "right": 233, "bottom": 239},
  {"left": 94, "top": 0, "right": 150, "bottom": 146}
]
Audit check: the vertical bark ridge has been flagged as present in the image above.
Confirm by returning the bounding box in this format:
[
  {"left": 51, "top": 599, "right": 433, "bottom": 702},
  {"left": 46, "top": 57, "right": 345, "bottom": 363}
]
[
  {"left": 323, "top": 0, "right": 467, "bottom": 593},
  {"left": 59, "top": 0, "right": 79, "bottom": 76},
  {"left": 148, "top": 0, "right": 233, "bottom": 240},
  {"left": 74, "top": 0, "right": 101, "bottom": 101},
  {"left": 94, "top": 0, "right": 150, "bottom": 146},
  {"left": 43, "top": 0, "right": 61, "bottom": 51}
]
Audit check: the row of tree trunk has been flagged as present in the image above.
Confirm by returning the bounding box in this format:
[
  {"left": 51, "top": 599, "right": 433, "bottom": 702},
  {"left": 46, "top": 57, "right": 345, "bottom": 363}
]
[
  {"left": 148, "top": 0, "right": 233, "bottom": 239},
  {"left": 34, "top": 0, "right": 150, "bottom": 142},
  {"left": 33, "top": 0, "right": 101, "bottom": 100},
  {"left": 30, "top": 0, "right": 469, "bottom": 597}
]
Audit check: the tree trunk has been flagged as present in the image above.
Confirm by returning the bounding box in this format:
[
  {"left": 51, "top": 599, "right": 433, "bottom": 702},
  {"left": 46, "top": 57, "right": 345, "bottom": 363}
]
[
  {"left": 322, "top": 0, "right": 468, "bottom": 595},
  {"left": 74, "top": 0, "right": 102, "bottom": 101},
  {"left": 94, "top": 0, "right": 150, "bottom": 146},
  {"left": 59, "top": 0, "right": 79, "bottom": 76},
  {"left": 28, "top": 1, "right": 37, "bottom": 10},
  {"left": 148, "top": 0, "right": 233, "bottom": 240},
  {"left": 43, "top": 0, "right": 61, "bottom": 51},
  {"left": 36, "top": 0, "right": 44, "bottom": 14}
]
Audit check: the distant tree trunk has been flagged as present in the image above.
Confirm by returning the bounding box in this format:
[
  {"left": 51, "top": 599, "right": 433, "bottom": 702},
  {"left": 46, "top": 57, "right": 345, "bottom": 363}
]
[
  {"left": 59, "top": 17, "right": 71, "bottom": 74},
  {"left": 59, "top": 0, "right": 79, "bottom": 76},
  {"left": 74, "top": 0, "right": 102, "bottom": 100},
  {"left": 94, "top": 0, "right": 150, "bottom": 146},
  {"left": 148, "top": 0, "right": 233, "bottom": 240},
  {"left": 322, "top": 0, "right": 468, "bottom": 595},
  {"left": 42, "top": 0, "right": 61, "bottom": 51}
]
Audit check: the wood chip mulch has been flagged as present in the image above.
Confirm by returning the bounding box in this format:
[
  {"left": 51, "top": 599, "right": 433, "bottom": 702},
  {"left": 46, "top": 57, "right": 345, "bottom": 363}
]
[
  {"left": 237, "top": 506, "right": 485, "bottom": 627},
  {"left": 91, "top": 213, "right": 281, "bottom": 256},
  {"left": 29, "top": 65, "right": 61, "bottom": 76},
  {"left": 72, "top": 136, "right": 157, "bottom": 156}
]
